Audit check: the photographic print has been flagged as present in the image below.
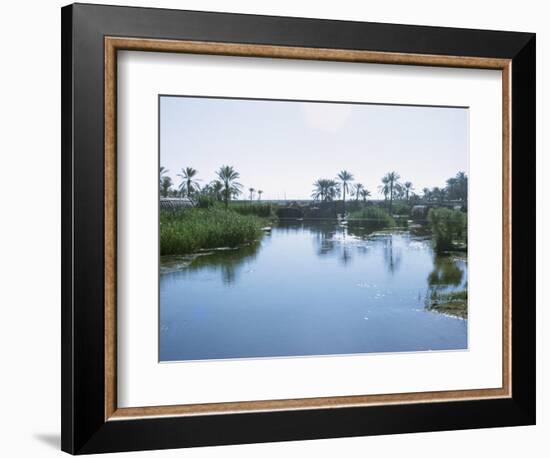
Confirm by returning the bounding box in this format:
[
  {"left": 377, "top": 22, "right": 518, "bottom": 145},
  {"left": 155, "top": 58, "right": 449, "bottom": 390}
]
[{"left": 159, "top": 95, "right": 469, "bottom": 362}]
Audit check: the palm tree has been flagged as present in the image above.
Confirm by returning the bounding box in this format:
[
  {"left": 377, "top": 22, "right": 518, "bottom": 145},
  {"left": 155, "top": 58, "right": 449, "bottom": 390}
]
[
  {"left": 446, "top": 171, "right": 468, "bottom": 202},
  {"left": 249, "top": 187, "right": 255, "bottom": 202},
  {"left": 337, "top": 170, "right": 354, "bottom": 214},
  {"left": 360, "top": 188, "right": 371, "bottom": 202},
  {"left": 209, "top": 180, "right": 224, "bottom": 201},
  {"left": 432, "top": 187, "right": 447, "bottom": 203},
  {"left": 381, "top": 171, "right": 401, "bottom": 214},
  {"left": 312, "top": 179, "right": 329, "bottom": 202},
  {"left": 312, "top": 179, "right": 340, "bottom": 202},
  {"left": 422, "top": 187, "right": 431, "bottom": 201},
  {"left": 326, "top": 180, "right": 340, "bottom": 201},
  {"left": 353, "top": 183, "right": 364, "bottom": 201},
  {"left": 394, "top": 182, "right": 405, "bottom": 199},
  {"left": 159, "top": 166, "right": 169, "bottom": 188},
  {"left": 177, "top": 167, "right": 201, "bottom": 198},
  {"left": 160, "top": 176, "right": 172, "bottom": 198},
  {"left": 403, "top": 181, "right": 414, "bottom": 200},
  {"left": 378, "top": 175, "right": 390, "bottom": 201},
  {"left": 257, "top": 190, "right": 263, "bottom": 201},
  {"left": 216, "top": 165, "right": 242, "bottom": 209}
]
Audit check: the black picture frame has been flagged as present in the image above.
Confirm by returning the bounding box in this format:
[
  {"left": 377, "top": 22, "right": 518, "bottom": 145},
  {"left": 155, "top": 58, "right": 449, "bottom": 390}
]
[{"left": 61, "top": 3, "right": 535, "bottom": 454}]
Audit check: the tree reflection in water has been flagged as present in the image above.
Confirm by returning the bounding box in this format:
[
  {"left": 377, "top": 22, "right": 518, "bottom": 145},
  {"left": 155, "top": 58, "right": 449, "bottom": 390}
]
[
  {"left": 382, "top": 235, "right": 402, "bottom": 275},
  {"left": 164, "top": 241, "right": 262, "bottom": 285},
  {"left": 425, "top": 254, "right": 467, "bottom": 309},
  {"left": 161, "top": 221, "right": 460, "bottom": 288},
  {"left": 427, "top": 255, "right": 464, "bottom": 288},
  {"left": 261, "top": 220, "right": 409, "bottom": 273}
]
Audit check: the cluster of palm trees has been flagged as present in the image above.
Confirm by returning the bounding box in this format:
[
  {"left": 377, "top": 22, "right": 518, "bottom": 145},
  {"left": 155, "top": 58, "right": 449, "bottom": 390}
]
[
  {"left": 160, "top": 165, "right": 264, "bottom": 208},
  {"left": 312, "top": 170, "right": 416, "bottom": 214},
  {"left": 248, "top": 188, "right": 263, "bottom": 202},
  {"left": 312, "top": 171, "right": 372, "bottom": 213},
  {"left": 160, "top": 164, "right": 468, "bottom": 212},
  {"left": 421, "top": 172, "right": 468, "bottom": 204},
  {"left": 378, "top": 172, "right": 415, "bottom": 213},
  {"left": 312, "top": 169, "right": 467, "bottom": 214}
]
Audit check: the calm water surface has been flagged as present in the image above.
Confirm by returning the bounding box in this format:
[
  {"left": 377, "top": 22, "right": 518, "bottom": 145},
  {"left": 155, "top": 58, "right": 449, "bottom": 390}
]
[{"left": 160, "top": 221, "right": 467, "bottom": 361}]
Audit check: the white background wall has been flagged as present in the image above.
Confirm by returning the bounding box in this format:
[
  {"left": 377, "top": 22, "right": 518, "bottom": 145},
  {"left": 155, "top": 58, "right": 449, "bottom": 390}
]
[{"left": 0, "top": 1, "right": 545, "bottom": 456}]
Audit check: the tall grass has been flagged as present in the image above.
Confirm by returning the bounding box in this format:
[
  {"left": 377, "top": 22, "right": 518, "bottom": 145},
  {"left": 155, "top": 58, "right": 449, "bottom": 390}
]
[
  {"left": 160, "top": 208, "right": 264, "bottom": 255},
  {"left": 348, "top": 206, "right": 396, "bottom": 227},
  {"left": 229, "top": 202, "right": 273, "bottom": 217},
  {"left": 427, "top": 208, "right": 467, "bottom": 253}
]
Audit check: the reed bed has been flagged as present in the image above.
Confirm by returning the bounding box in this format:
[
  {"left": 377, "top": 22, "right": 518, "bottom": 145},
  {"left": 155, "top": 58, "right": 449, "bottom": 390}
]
[{"left": 160, "top": 208, "right": 264, "bottom": 255}]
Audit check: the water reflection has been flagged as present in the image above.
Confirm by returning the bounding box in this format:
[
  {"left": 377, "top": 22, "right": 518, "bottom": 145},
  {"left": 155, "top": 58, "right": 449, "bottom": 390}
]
[
  {"left": 382, "top": 236, "right": 402, "bottom": 275},
  {"left": 427, "top": 255, "right": 465, "bottom": 288},
  {"left": 161, "top": 241, "right": 261, "bottom": 286},
  {"left": 161, "top": 221, "right": 433, "bottom": 285}
]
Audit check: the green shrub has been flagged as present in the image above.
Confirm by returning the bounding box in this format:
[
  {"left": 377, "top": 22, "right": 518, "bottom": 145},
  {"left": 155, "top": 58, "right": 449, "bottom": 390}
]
[
  {"left": 348, "top": 206, "right": 396, "bottom": 227},
  {"left": 160, "top": 208, "right": 264, "bottom": 255},
  {"left": 428, "top": 208, "right": 467, "bottom": 253},
  {"left": 196, "top": 195, "right": 217, "bottom": 209},
  {"left": 391, "top": 202, "right": 411, "bottom": 216}
]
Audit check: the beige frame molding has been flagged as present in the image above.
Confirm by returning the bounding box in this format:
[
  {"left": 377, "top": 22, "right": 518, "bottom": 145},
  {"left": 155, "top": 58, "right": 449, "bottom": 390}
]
[{"left": 104, "top": 36, "right": 512, "bottom": 421}]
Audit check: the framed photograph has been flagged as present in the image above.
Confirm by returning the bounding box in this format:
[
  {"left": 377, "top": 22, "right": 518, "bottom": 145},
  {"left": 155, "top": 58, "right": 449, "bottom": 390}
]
[{"left": 61, "top": 3, "right": 536, "bottom": 454}]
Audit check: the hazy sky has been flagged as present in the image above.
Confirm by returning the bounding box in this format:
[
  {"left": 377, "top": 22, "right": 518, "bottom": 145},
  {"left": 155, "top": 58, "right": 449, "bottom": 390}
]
[{"left": 160, "top": 96, "right": 468, "bottom": 201}]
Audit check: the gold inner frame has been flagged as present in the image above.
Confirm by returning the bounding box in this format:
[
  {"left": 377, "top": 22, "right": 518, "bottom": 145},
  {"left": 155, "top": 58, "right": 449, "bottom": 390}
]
[{"left": 104, "top": 37, "right": 512, "bottom": 421}]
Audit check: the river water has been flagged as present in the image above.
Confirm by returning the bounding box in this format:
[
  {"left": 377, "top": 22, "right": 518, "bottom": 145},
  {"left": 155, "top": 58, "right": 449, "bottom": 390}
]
[{"left": 160, "top": 220, "right": 467, "bottom": 361}]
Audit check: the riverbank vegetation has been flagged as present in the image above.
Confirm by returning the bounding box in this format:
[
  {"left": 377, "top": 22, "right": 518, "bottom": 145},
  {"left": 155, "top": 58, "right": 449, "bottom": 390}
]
[
  {"left": 426, "top": 289, "right": 468, "bottom": 319},
  {"left": 229, "top": 203, "right": 273, "bottom": 217},
  {"left": 160, "top": 164, "right": 469, "bottom": 253},
  {"left": 427, "top": 208, "right": 467, "bottom": 253},
  {"left": 160, "top": 208, "right": 264, "bottom": 255},
  {"left": 348, "top": 206, "right": 396, "bottom": 227}
]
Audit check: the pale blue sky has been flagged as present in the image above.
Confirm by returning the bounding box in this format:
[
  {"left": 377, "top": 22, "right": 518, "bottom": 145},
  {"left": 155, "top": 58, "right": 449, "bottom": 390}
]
[{"left": 160, "top": 96, "right": 468, "bottom": 200}]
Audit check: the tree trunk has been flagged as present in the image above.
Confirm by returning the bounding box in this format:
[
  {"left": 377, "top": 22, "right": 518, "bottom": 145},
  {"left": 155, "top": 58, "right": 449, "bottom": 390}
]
[
  {"left": 342, "top": 186, "right": 346, "bottom": 215},
  {"left": 389, "top": 183, "right": 393, "bottom": 214}
]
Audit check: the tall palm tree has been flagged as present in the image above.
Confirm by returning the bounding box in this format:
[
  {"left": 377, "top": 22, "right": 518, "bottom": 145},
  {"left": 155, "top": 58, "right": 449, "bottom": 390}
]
[
  {"left": 337, "top": 170, "right": 354, "bottom": 214},
  {"left": 381, "top": 171, "right": 400, "bottom": 214},
  {"left": 216, "top": 165, "right": 242, "bottom": 209},
  {"left": 353, "top": 183, "right": 364, "bottom": 201},
  {"left": 379, "top": 176, "right": 389, "bottom": 202},
  {"left": 249, "top": 187, "right": 255, "bottom": 202},
  {"left": 177, "top": 167, "right": 201, "bottom": 198},
  {"left": 257, "top": 190, "right": 263, "bottom": 201},
  {"left": 403, "top": 181, "right": 414, "bottom": 200}
]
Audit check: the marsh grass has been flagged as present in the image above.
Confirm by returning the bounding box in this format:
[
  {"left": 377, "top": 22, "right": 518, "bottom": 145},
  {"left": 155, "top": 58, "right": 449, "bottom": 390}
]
[
  {"left": 348, "top": 206, "right": 396, "bottom": 227},
  {"left": 160, "top": 208, "right": 264, "bottom": 255},
  {"left": 229, "top": 203, "right": 273, "bottom": 217}
]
